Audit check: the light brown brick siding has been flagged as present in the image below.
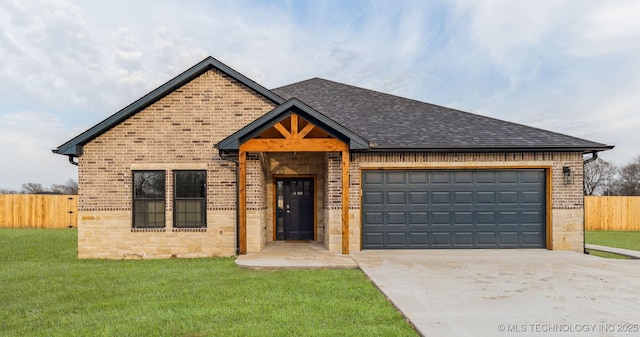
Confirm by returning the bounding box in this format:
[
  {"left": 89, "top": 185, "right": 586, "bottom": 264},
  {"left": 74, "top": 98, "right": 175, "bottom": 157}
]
[{"left": 77, "top": 69, "right": 276, "bottom": 258}]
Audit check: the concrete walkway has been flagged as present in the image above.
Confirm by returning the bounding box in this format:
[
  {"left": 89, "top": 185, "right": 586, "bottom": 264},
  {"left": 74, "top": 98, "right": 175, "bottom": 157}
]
[
  {"left": 585, "top": 243, "right": 640, "bottom": 259},
  {"left": 235, "top": 242, "right": 358, "bottom": 269}
]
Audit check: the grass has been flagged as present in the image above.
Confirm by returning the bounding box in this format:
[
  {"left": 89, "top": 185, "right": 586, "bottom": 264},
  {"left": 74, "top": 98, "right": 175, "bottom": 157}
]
[
  {"left": 0, "top": 229, "right": 417, "bottom": 337},
  {"left": 585, "top": 231, "right": 640, "bottom": 259},
  {"left": 585, "top": 231, "right": 640, "bottom": 251},
  {"left": 585, "top": 250, "right": 629, "bottom": 259}
]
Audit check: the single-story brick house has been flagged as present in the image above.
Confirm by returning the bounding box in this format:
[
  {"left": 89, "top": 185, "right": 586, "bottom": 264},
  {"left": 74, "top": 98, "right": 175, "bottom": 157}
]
[{"left": 54, "top": 56, "right": 612, "bottom": 259}]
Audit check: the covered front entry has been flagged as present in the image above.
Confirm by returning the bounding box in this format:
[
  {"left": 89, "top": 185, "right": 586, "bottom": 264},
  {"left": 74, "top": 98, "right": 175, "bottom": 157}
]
[
  {"left": 217, "top": 99, "right": 370, "bottom": 255},
  {"left": 275, "top": 178, "right": 315, "bottom": 241}
]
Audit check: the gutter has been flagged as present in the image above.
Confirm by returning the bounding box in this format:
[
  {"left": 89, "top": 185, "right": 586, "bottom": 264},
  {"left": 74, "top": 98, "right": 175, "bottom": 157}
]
[
  {"left": 67, "top": 155, "right": 79, "bottom": 166},
  {"left": 52, "top": 149, "right": 79, "bottom": 166},
  {"left": 583, "top": 151, "right": 598, "bottom": 164},
  {"left": 215, "top": 145, "right": 240, "bottom": 256}
]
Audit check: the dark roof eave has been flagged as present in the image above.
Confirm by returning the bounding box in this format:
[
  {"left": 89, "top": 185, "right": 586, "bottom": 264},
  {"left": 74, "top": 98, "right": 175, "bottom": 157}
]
[
  {"left": 55, "top": 56, "right": 285, "bottom": 156},
  {"left": 362, "top": 145, "right": 615, "bottom": 154}
]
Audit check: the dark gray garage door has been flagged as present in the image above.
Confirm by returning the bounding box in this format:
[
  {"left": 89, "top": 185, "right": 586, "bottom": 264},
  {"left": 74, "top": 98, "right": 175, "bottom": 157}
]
[{"left": 362, "top": 170, "right": 546, "bottom": 249}]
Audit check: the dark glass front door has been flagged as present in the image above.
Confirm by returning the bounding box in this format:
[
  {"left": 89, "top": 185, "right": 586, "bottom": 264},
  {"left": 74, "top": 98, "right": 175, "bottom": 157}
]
[{"left": 276, "top": 178, "right": 314, "bottom": 240}]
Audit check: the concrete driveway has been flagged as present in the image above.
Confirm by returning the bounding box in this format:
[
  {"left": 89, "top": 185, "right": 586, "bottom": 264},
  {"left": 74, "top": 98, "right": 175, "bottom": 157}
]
[{"left": 351, "top": 250, "right": 640, "bottom": 337}]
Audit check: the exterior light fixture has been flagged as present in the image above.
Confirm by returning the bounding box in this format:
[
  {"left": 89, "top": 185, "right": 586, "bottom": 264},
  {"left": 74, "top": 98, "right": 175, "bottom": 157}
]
[{"left": 562, "top": 166, "right": 573, "bottom": 185}]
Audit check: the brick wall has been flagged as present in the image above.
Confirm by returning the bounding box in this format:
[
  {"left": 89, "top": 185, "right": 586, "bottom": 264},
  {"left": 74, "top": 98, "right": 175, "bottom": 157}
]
[{"left": 77, "top": 69, "right": 276, "bottom": 258}]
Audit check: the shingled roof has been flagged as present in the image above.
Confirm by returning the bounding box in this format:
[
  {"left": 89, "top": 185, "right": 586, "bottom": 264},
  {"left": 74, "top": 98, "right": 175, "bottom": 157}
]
[{"left": 272, "top": 78, "right": 612, "bottom": 153}]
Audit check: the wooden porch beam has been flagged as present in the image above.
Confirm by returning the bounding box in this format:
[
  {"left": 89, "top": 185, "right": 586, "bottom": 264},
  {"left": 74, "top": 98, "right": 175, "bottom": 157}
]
[
  {"left": 291, "top": 114, "right": 299, "bottom": 138},
  {"left": 273, "top": 122, "right": 291, "bottom": 139},
  {"left": 241, "top": 138, "right": 348, "bottom": 152},
  {"left": 238, "top": 151, "right": 247, "bottom": 255},
  {"left": 341, "top": 149, "right": 350, "bottom": 254},
  {"left": 298, "top": 123, "right": 316, "bottom": 139}
]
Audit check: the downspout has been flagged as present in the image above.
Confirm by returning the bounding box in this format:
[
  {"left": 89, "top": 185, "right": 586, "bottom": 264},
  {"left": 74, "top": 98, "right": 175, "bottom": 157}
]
[
  {"left": 582, "top": 151, "right": 598, "bottom": 254},
  {"left": 68, "top": 155, "right": 79, "bottom": 166},
  {"left": 215, "top": 145, "right": 240, "bottom": 256}
]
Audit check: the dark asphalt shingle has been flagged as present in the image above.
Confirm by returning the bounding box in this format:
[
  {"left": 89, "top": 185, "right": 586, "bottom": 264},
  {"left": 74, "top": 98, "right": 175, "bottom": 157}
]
[{"left": 272, "top": 78, "right": 611, "bottom": 151}]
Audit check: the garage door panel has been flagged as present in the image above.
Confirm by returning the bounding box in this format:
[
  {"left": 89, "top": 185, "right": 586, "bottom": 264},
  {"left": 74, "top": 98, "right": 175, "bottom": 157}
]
[
  {"left": 409, "top": 212, "right": 428, "bottom": 225},
  {"left": 387, "top": 212, "right": 406, "bottom": 225},
  {"left": 409, "top": 191, "right": 428, "bottom": 204},
  {"left": 409, "top": 233, "right": 429, "bottom": 246},
  {"left": 432, "top": 212, "right": 451, "bottom": 225},
  {"left": 431, "top": 172, "right": 451, "bottom": 184},
  {"left": 454, "top": 171, "right": 473, "bottom": 184},
  {"left": 363, "top": 212, "right": 384, "bottom": 225},
  {"left": 454, "top": 232, "right": 474, "bottom": 246},
  {"left": 477, "top": 232, "right": 497, "bottom": 246},
  {"left": 522, "top": 231, "right": 544, "bottom": 245},
  {"left": 432, "top": 192, "right": 451, "bottom": 204},
  {"left": 387, "top": 191, "right": 406, "bottom": 204},
  {"left": 478, "top": 211, "right": 496, "bottom": 225},
  {"left": 498, "top": 171, "right": 518, "bottom": 184},
  {"left": 387, "top": 172, "right": 406, "bottom": 184},
  {"left": 522, "top": 191, "right": 542, "bottom": 204},
  {"left": 432, "top": 232, "right": 452, "bottom": 247},
  {"left": 499, "top": 191, "right": 518, "bottom": 205},
  {"left": 363, "top": 232, "right": 384, "bottom": 247},
  {"left": 364, "top": 172, "right": 384, "bottom": 185},
  {"left": 498, "top": 212, "right": 518, "bottom": 225},
  {"left": 522, "top": 211, "right": 542, "bottom": 224},
  {"left": 454, "top": 191, "right": 473, "bottom": 205},
  {"left": 362, "top": 170, "right": 546, "bottom": 249},
  {"left": 454, "top": 212, "right": 473, "bottom": 225},
  {"left": 477, "top": 171, "right": 497, "bottom": 184},
  {"left": 499, "top": 232, "right": 519, "bottom": 246},
  {"left": 363, "top": 191, "right": 384, "bottom": 205},
  {"left": 409, "top": 172, "right": 428, "bottom": 184},
  {"left": 387, "top": 232, "right": 407, "bottom": 246},
  {"left": 477, "top": 192, "right": 496, "bottom": 205},
  {"left": 522, "top": 171, "right": 543, "bottom": 184}
]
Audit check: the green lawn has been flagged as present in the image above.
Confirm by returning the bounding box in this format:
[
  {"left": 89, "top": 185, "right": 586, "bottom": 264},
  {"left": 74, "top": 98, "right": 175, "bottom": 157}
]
[
  {"left": 0, "top": 229, "right": 417, "bottom": 337},
  {"left": 585, "top": 231, "right": 640, "bottom": 259},
  {"left": 585, "top": 231, "right": 640, "bottom": 251}
]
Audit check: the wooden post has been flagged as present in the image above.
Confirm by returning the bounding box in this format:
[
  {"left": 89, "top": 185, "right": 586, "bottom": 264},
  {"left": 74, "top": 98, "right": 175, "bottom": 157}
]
[
  {"left": 239, "top": 151, "right": 247, "bottom": 255},
  {"left": 341, "top": 149, "right": 350, "bottom": 254}
]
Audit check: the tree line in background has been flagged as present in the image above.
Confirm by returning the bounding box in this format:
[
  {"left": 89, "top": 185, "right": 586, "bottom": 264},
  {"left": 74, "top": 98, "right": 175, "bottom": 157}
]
[
  {"left": 584, "top": 155, "right": 640, "bottom": 196},
  {"left": 0, "top": 179, "right": 78, "bottom": 195}
]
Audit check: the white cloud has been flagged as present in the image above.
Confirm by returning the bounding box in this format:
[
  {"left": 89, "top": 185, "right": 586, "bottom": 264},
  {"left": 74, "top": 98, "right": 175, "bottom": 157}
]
[
  {"left": 0, "top": 111, "right": 77, "bottom": 191},
  {"left": 1, "top": 0, "right": 640, "bottom": 190}
]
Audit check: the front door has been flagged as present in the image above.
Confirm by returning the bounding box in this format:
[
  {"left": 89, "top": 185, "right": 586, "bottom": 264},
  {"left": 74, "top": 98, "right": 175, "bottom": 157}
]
[{"left": 275, "top": 178, "right": 314, "bottom": 240}]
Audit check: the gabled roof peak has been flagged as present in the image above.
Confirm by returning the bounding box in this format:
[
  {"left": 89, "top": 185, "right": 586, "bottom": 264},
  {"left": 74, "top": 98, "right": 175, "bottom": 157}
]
[
  {"left": 217, "top": 97, "right": 369, "bottom": 151},
  {"left": 54, "top": 56, "right": 285, "bottom": 156}
]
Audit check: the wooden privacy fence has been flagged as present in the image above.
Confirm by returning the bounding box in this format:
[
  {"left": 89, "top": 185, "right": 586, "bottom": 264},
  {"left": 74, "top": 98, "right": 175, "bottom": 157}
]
[
  {"left": 585, "top": 196, "right": 640, "bottom": 231},
  {"left": 0, "top": 194, "right": 78, "bottom": 228}
]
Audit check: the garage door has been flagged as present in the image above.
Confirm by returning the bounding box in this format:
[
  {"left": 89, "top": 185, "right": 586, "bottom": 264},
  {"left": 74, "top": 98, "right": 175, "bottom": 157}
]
[{"left": 362, "top": 170, "right": 546, "bottom": 249}]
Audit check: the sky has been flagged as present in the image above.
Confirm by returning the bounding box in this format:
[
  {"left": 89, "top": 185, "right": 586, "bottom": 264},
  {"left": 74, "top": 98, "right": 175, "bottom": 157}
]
[{"left": 1, "top": 0, "right": 639, "bottom": 191}]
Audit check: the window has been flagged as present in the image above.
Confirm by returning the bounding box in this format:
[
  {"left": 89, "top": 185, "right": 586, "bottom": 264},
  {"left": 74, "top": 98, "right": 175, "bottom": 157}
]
[
  {"left": 133, "top": 171, "right": 166, "bottom": 228},
  {"left": 174, "top": 171, "right": 206, "bottom": 228}
]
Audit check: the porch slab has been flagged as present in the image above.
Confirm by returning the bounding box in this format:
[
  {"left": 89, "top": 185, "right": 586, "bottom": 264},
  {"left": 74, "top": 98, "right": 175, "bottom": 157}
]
[{"left": 235, "top": 242, "right": 358, "bottom": 269}]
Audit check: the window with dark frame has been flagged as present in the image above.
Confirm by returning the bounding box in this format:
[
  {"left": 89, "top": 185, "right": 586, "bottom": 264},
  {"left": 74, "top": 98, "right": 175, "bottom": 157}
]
[
  {"left": 133, "top": 171, "right": 166, "bottom": 228},
  {"left": 174, "top": 171, "right": 207, "bottom": 228}
]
